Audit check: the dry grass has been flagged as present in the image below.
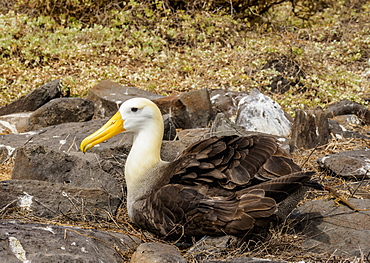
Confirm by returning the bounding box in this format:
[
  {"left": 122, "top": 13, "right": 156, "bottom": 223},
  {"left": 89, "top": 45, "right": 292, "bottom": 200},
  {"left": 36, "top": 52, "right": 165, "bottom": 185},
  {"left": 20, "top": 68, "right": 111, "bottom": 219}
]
[
  {"left": 0, "top": 1, "right": 369, "bottom": 113},
  {"left": 0, "top": 159, "right": 13, "bottom": 181}
]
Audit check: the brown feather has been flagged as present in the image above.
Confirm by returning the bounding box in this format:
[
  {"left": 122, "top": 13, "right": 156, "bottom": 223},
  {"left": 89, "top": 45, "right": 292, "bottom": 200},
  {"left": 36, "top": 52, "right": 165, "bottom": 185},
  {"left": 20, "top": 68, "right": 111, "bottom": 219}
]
[{"left": 129, "top": 135, "right": 313, "bottom": 239}]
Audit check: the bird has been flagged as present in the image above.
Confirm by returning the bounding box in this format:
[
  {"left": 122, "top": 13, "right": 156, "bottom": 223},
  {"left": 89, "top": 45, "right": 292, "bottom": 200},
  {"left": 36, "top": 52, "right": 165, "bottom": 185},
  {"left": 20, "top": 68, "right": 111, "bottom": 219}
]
[{"left": 80, "top": 97, "right": 313, "bottom": 240}]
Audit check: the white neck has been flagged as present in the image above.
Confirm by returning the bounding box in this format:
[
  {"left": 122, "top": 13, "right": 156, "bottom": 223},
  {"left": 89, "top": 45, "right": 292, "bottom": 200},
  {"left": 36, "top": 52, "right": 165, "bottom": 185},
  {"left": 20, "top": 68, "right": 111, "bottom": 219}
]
[{"left": 124, "top": 117, "right": 164, "bottom": 200}]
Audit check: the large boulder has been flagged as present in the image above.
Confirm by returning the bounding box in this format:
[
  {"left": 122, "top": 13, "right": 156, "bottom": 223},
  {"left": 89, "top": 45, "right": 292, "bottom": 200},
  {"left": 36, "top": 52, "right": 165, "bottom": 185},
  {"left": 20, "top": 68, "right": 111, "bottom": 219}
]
[
  {"left": 0, "top": 180, "right": 121, "bottom": 220},
  {"left": 26, "top": 98, "right": 94, "bottom": 131},
  {"left": 0, "top": 79, "right": 62, "bottom": 116},
  {"left": 291, "top": 198, "right": 370, "bottom": 257},
  {"left": 12, "top": 144, "right": 123, "bottom": 196},
  {"left": 235, "top": 89, "right": 292, "bottom": 137},
  {"left": 317, "top": 150, "right": 370, "bottom": 179},
  {"left": 0, "top": 221, "right": 140, "bottom": 263}
]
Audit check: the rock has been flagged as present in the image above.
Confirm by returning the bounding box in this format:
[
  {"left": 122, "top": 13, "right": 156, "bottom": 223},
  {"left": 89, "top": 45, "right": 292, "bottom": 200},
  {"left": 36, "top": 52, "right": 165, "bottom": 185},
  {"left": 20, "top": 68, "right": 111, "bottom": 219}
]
[
  {"left": 0, "top": 180, "right": 121, "bottom": 220},
  {"left": 0, "top": 79, "right": 62, "bottom": 116},
  {"left": 88, "top": 80, "right": 164, "bottom": 118},
  {"left": 262, "top": 56, "right": 304, "bottom": 94},
  {"left": 330, "top": 114, "right": 362, "bottom": 127},
  {"left": 0, "top": 220, "right": 140, "bottom": 263},
  {"left": 154, "top": 89, "right": 214, "bottom": 129},
  {"left": 12, "top": 144, "right": 123, "bottom": 195},
  {"left": 326, "top": 99, "right": 370, "bottom": 124},
  {"left": 186, "top": 235, "right": 239, "bottom": 261},
  {"left": 290, "top": 108, "right": 329, "bottom": 150},
  {"left": 317, "top": 150, "right": 370, "bottom": 179},
  {"left": 291, "top": 198, "right": 370, "bottom": 257},
  {"left": 209, "top": 89, "right": 248, "bottom": 118},
  {"left": 0, "top": 119, "right": 116, "bottom": 160},
  {"left": 211, "top": 113, "right": 291, "bottom": 152},
  {"left": 177, "top": 128, "right": 210, "bottom": 142},
  {"left": 130, "top": 243, "right": 186, "bottom": 263},
  {"left": 0, "top": 112, "right": 33, "bottom": 134},
  {"left": 235, "top": 89, "right": 292, "bottom": 137},
  {"left": 161, "top": 139, "right": 195, "bottom": 161},
  {"left": 210, "top": 113, "right": 245, "bottom": 137},
  {"left": 26, "top": 98, "right": 95, "bottom": 131},
  {"left": 0, "top": 119, "right": 18, "bottom": 135},
  {"left": 328, "top": 119, "right": 367, "bottom": 140}
]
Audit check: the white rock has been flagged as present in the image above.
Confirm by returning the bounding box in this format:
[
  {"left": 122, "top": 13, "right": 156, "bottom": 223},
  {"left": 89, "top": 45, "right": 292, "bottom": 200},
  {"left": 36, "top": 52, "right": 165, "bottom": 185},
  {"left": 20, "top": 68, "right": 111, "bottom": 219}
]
[{"left": 236, "top": 89, "right": 292, "bottom": 137}]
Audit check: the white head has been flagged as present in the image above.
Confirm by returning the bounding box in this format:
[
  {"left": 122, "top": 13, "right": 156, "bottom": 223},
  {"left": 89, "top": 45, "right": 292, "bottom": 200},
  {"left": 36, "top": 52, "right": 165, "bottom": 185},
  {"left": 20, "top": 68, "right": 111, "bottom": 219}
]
[{"left": 80, "top": 97, "right": 164, "bottom": 153}]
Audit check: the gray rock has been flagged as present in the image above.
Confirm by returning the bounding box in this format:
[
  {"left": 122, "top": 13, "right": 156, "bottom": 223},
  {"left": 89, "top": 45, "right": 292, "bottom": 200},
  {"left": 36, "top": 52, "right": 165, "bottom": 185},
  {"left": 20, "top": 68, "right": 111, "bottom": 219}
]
[
  {"left": 0, "top": 119, "right": 117, "bottom": 161},
  {"left": 88, "top": 80, "right": 164, "bottom": 118},
  {"left": 291, "top": 198, "right": 370, "bottom": 257},
  {"left": 317, "top": 150, "right": 370, "bottom": 179},
  {"left": 328, "top": 119, "right": 368, "bottom": 140},
  {"left": 0, "top": 220, "right": 140, "bottom": 263},
  {"left": 12, "top": 144, "right": 123, "bottom": 195},
  {"left": 26, "top": 98, "right": 94, "bottom": 131},
  {"left": 330, "top": 114, "right": 362, "bottom": 127},
  {"left": 210, "top": 113, "right": 245, "bottom": 137},
  {"left": 210, "top": 113, "right": 291, "bottom": 152},
  {"left": 326, "top": 99, "right": 370, "bottom": 124},
  {"left": 0, "top": 79, "right": 62, "bottom": 116},
  {"left": 0, "top": 180, "right": 121, "bottom": 221},
  {"left": 130, "top": 243, "right": 186, "bottom": 263},
  {"left": 235, "top": 89, "right": 292, "bottom": 137}
]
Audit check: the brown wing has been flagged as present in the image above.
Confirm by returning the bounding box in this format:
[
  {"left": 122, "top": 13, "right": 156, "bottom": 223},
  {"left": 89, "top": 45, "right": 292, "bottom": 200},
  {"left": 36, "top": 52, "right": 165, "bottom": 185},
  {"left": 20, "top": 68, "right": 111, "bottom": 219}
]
[
  {"left": 131, "top": 135, "right": 311, "bottom": 239},
  {"left": 171, "top": 135, "right": 301, "bottom": 189},
  {"left": 131, "top": 184, "right": 277, "bottom": 239}
]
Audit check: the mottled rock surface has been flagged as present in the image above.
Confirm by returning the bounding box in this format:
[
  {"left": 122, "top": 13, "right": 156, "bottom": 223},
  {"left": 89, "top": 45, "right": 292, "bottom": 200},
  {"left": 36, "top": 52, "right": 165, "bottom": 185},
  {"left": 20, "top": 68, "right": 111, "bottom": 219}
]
[
  {"left": 26, "top": 98, "right": 94, "bottom": 131},
  {"left": 0, "top": 221, "right": 140, "bottom": 263},
  {"left": 0, "top": 79, "right": 62, "bottom": 116},
  {"left": 12, "top": 144, "right": 123, "bottom": 195},
  {"left": 291, "top": 198, "right": 370, "bottom": 257},
  {"left": 130, "top": 243, "right": 186, "bottom": 263},
  {"left": 317, "top": 150, "right": 370, "bottom": 179},
  {"left": 236, "top": 89, "right": 292, "bottom": 137},
  {"left": 0, "top": 180, "right": 121, "bottom": 220}
]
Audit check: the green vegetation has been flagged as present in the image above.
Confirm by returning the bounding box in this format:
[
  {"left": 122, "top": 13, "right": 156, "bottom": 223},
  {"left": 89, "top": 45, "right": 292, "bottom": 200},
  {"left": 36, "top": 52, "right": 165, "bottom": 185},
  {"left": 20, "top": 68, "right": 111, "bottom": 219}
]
[{"left": 0, "top": 0, "right": 369, "bottom": 114}]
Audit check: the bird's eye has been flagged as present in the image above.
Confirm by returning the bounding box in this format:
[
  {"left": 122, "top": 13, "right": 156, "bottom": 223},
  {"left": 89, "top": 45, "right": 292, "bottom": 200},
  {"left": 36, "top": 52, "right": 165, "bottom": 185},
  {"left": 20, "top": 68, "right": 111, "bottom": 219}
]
[{"left": 131, "top": 107, "right": 138, "bottom": 112}]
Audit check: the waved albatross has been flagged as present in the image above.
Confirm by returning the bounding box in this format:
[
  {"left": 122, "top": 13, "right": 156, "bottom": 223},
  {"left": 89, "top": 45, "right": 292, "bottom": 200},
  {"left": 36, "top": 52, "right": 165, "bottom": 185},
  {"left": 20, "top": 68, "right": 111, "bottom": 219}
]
[{"left": 80, "top": 97, "right": 313, "bottom": 239}]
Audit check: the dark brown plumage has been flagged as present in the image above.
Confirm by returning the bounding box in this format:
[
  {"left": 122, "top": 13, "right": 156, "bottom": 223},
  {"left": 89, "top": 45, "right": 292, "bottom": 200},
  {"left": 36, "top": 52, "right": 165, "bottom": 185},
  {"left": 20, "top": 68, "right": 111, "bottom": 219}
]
[
  {"left": 129, "top": 135, "right": 310, "bottom": 239},
  {"left": 80, "top": 98, "right": 312, "bottom": 240}
]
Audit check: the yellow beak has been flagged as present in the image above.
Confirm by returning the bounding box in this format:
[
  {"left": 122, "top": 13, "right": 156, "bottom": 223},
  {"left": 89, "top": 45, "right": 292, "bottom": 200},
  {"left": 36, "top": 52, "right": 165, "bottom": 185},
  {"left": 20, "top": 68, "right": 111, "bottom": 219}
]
[{"left": 80, "top": 111, "right": 125, "bottom": 153}]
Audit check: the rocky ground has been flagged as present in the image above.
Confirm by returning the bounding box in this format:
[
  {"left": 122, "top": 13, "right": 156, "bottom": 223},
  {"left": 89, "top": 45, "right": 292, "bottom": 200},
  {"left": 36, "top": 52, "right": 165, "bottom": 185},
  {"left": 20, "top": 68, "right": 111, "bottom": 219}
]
[{"left": 0, "top": 79, "right": 370, "bottom": 262}]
